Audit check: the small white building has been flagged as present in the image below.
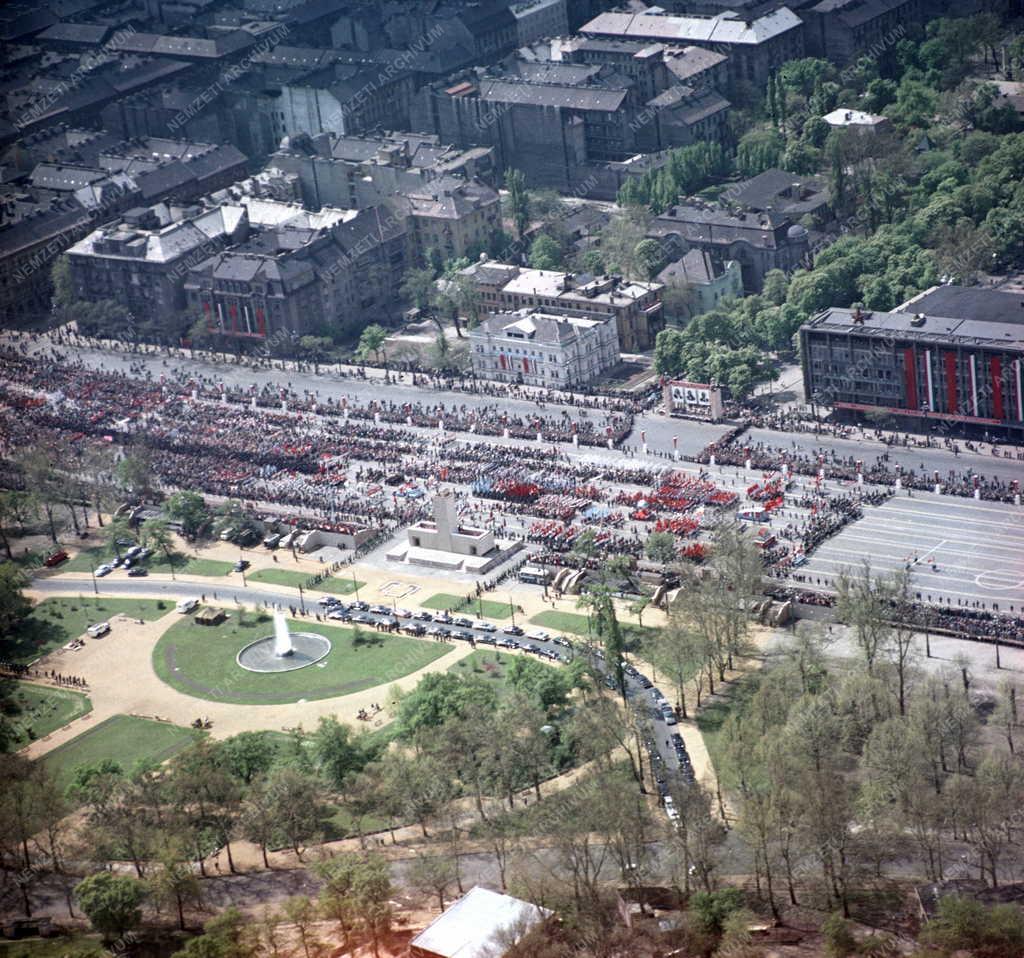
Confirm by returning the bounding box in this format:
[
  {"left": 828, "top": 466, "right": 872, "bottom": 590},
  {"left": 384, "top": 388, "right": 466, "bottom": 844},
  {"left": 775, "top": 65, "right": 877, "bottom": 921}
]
[
  {"left": 470, "top": 307, "right": 620, "bottom": 387},
  {"left": 410, "top": 886, "right": 553, "bottom": 958},
  {"left": 822, "top": 107, "right": 891, "bottom": 133}
]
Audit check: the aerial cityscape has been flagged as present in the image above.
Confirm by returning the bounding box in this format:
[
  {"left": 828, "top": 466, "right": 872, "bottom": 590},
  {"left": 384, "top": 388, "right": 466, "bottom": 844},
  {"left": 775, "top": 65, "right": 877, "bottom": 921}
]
[{"left": 1, "top": 0, "right": 1023, "bottom": 955}]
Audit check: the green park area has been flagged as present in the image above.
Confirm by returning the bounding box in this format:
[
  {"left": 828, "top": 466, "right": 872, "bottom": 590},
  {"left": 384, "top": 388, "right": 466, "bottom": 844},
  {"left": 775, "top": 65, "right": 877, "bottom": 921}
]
[
  {"left": 2, "top": 597, "right": 167, "bottom": 664},
  {"left": 152, "top": 611, "right": 453, "bottom": 705},
  {"left": 62, "top": 546, "right": 234, "bottom": 577},
  {"left": 247, "top": 568, "right": 364, "bottom": 595},
  {"left": 422, "top": 592, "right": 515, "bottom": 619},
  {"left": 3, "top": 682, "right": 92, "bottom": 748},
  {"left": 529, "top": 609, "right": 656, "bottom": 646},
  {"left": 42, "top": 714, "right": 196, "bottom": 793}
]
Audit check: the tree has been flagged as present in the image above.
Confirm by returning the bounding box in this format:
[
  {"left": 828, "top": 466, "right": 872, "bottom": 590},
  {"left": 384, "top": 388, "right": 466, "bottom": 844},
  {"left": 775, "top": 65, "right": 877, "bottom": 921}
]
[
  {"left": 408, "top": 851, "right": 458, "bottom": 912},
  {"left": 171, "top": 907, "right": 261, "bottom": 958},
  {"left": 116, "top": 449, "right": 155, "bottom": 500},
  {"left": 528, "top": 233, "right": 563, "bottom": 271},
  {"left": 141, "top": 518, "right": 176, "bottom": 580},
  {"left": 356, "top": 324, "right": 388, "bottom": 366},
  {"left": 644, "top": 531, "right": 678, "bottom": 565},
  {"left": 315, "top": 852, "right": 392, "bottom": 957},
  {"left": 397, "top": 672, "right": 499, "bottom": 737},
  {"left": 148, "top": 845, "right": 201, "bottom": 930},
  {"left": 310, "top": 716, "right": 373, "bottom": 791},
  {"left": 505, "top": 169, "right": 531, "bottom": 241},
  {"left": 221, "top": 732, "right": 277, "bottom": 785},
  {"left": 0, "top": 563, "right": 30, "bottom": 637},
  {"left": 261, "top": 766, "right": 326, "bottom": 861},
  {"left": 75, "top": 872, "right": 146, "bottom": 941}
]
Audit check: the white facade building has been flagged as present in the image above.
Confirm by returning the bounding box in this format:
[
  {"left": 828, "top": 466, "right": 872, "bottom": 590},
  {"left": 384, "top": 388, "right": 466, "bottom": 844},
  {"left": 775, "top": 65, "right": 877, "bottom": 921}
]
[{"left": 470, "top": 307, "right": 620, "bottom": 387}]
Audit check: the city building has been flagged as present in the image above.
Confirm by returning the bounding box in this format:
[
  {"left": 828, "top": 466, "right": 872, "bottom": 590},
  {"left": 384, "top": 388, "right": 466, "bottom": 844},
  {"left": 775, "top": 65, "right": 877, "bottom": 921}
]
[
  {"left": 511, "top": 0, "right": 569, "bottom": 46},
  {"left": 470, "top": 306, "right": 620, "bottom": 386},
  {"left": 392, "top": 178, "right": 502, "bottom": 262},
  {"left": 271, "top": 131, "right": 496, "bottom": 210},
  {"left": 66, "top": 202, "right": 251, "bottom": 322},
  {"left": 0, "top": 134, "right": 246, "bottom": 320},
  {"left": 657, "top": 249, "right": 744, "bottom": 320},
  {"left": 184, "top": 203, "right": 410, "bottom": 341},
  {"left": 459, "top": 260, "right": 664, "bottom": 352},
  {"left": 650, "top": 202, "right": 812, "bottom": 292},
  {"left": 415, "top": 44, "right": 730, "bottom": 190},
  {"left": 799, "top": 289, "right": 1024, "bottom": 439},
  {"left": 579, "top": 6, "right": 805, "bottom": 91},
  {"left": 726, "top": 168, "right": 832, "bottom": 224},
  {"left": 803, "top": 0, "right": 924, "bottom": 64}
]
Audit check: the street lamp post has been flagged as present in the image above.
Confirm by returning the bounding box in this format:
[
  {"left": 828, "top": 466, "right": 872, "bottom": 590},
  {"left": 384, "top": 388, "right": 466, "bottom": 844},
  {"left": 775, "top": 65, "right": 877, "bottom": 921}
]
[
  {"left": 352, "top": 573, "right": 361, "bottom": 602},
  {"left": 298, "top": 585, "right": 306, "bottom": 615},
  {"left": 509, "top": 594, "right": 516, "bottom": 627},
  {"left": 90, "top": 566, "right": 98, "bottom": 595}
]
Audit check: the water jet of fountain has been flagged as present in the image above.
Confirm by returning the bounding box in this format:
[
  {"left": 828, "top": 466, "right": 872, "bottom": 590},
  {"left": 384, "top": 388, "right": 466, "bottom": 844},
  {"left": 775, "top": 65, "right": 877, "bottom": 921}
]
[{"left": 273, "top": 609, "right": 294, "bottom": 657}]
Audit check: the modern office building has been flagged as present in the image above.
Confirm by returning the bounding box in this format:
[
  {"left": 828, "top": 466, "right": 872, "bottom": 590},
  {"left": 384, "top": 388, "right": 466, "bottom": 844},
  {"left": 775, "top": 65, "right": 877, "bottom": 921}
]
[{"left": 800, "top": 289, "right": 1024, "bottom": 438}]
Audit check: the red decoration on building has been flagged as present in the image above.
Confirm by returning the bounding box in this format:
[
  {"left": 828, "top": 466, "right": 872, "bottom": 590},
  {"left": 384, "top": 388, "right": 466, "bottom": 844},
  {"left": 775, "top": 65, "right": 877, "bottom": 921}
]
[{"left": 903, "top": 348, "right": 918, "bottom": 410}]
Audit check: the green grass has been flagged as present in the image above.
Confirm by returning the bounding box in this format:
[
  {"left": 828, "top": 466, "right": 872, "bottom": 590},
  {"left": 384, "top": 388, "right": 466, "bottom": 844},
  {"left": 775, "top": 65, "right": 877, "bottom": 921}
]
[
  {"left": 694, "top": 673, "right": 761, "bottom": 776},
  {"left": 42, "top": 714, "right": 196, "bottom": 793},
  {"left": 152, "top": 610, "right": 453, "bottom": 705},
  {"left": 422, "top": 593, "right": 515, "bottom": 619},
  {"left": 0, "top": 936, "right": 105, "bottom": 958},
  {"left": 61, "top": 545, "right": 233, "bottom": 577},
  {"left": 1, "top": 681, "right": 92, "bottom": 748},
  {"left": 3, "top": 597, "right": 168, "bottom": 665},
  {"left": 529, "top": 609, "right": 656, "bottom": 646},
  {"left": 449, "top": 649, "right": 564, "bottom": 699},
  {"left": 248, "top": 568, "right": 364, "bottom": 595}
]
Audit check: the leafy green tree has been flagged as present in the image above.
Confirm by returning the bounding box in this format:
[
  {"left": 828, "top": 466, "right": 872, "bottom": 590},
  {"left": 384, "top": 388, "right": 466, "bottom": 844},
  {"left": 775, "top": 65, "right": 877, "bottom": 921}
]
[
  {"left": 315, "top": 852, "right": 392, "bottom": 957},
  {"left": 141, "top": 518, "right": 176, "bottom": 580},
  {"left": 644, "top": 531, "right": 678, "bottom": 565},
  {"left": 165, "top": 491, "right": 210, "bottom": 541},
  {"left": 397, "top": 672, "right": 499, "bottom": 736},
  {"left": 633, "top": 238, "right": 666, "bottom": 279},
  {"left": 148, "top": 845, "right": 201, "bottom": 930},
  {"left": 75, "top": 872, "right": 146, "bottom": 941},
  {"left": 0, "top": 562, "right": 30, "bottom": 637},
  {"left": 736, "top": 129, "right": 784, "bottom": 177},
  {"left": 689, "top": 888, "right": 745, "bottom": 935},
  {"left": 356, "top": 324, "right": 388, "bottom": 365},
  {"left": 171, "top": 907, "right": 261, "bottom": 958},
  {"left": 528, "top": 233, "right": 563, "bottom": 271},
  {"left": 505, "top": 169, "right": 531, "bottom": 240},
  {"left": 221, "top": 732, "right": 277, "bottom": 785},
  {"left": 310, "top": 716, "right": 375, "bottom": 791}
]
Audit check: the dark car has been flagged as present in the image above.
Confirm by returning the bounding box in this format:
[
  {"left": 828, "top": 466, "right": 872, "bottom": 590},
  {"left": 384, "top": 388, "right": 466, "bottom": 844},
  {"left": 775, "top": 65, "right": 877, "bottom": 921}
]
[
  {"left": 452, "top": 630, "right": 474, "bottom": 642},
  {"left": 502, "top": 625, "right": 525, "bottom": 636},
  {"left": 453, "top": 617, "right": 473, "bottom": 628},
  {"left": 433, "top": 612, "right": 454, "bottom": 625},
  {"left": 127, "top": 567, "right": 149, "bottom": 577},
  {"left": 44, "top": 549, "right": 69, "bottom": 567},
  {"left": 403, "top": 623, "right": 426, "bottom": 636},
  {"left": 234, "top": 559, "right": 250, "bottom": 572},
  {"left": 412, "top": 610, "right": 434, "bottom": 622},
  {"left": 328, "top": 609, "right": 353, "bottom": 622},
  {"left": 350, "top": 600, "right": 370, "bottom": 612}
]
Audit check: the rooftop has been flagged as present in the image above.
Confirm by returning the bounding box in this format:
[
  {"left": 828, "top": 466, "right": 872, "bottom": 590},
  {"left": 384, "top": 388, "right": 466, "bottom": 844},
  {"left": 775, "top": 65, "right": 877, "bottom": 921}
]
[
  {"left": 580, "top": 7, "right": 803, "bottom": 45},
  {"left": 823, "top": 107, "right": 887, "bottom": 126},
  {"left": 409, "top": 886, "right": 551, "bottom": 958},
  {"left": 804, "top": 300, "right": 1024, "bottom": 351}
]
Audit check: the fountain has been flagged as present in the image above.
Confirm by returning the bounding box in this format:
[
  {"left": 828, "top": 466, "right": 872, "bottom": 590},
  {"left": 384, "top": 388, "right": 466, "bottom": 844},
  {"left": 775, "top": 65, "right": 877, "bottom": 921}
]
[
  {"left": 236, "top": 607, "right": 331, "bottom": 673},
  {"left": 273, "top": 609, "right": 294, "bottom": 657}
]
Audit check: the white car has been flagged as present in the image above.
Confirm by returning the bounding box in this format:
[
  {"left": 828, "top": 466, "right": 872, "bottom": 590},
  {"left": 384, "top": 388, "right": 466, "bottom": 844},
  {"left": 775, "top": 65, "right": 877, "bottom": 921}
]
[
  {"left": 527, "top": 629, "right": 552, "bottom": 641},
  {"left": 176, "top": 598, "right": 199, "bottom": 614},
  {"left": 664, "top": 796, "right": 679, "bottom": 823},
  {"left": 94, "top": 564, "right": 113, "bottom": 577},
  {"left": 87, "top": 622, "right": 110, "bottom": 638},
  {"left": 474, "top": 621, "right": 497, "bottom": 632}
]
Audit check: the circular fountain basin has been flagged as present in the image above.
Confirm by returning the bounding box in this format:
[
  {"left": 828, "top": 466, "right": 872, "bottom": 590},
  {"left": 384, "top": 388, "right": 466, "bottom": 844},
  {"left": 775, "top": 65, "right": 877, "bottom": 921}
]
[{"left": 236, "top": 632, "right": 331, "bottom": 673}]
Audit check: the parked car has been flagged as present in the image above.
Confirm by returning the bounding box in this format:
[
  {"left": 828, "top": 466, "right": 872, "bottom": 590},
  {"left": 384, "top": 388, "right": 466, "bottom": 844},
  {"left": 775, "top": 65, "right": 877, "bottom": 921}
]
[
  {"left": 433, "top": 612, "right": 454, "bottom": 625},
  {"left": 263, "top": 534, "right": 281, "bottom": 549},
  {"left": 474, "top": 621, "right": 497, "bottom": 632},
  {"left": 176, "top": 598, "right": 199, "bottom": 614},
  {"left": 350, "top": 600, "right": 370, "bottom": 612},
  {"left": 394, "top": 608, "right": 413, "bottom": 618},
  {"left": 452, "top": 630, "right": 474, "bottom": 642},
  {"left": 86, "top": 622, "right": 110, "bottom": 638},
  {"left": 328, "top": 609, "right": 353, "bottom": 622},
  {"left": 403, "top": 623, "right": 426, "bottom": 636},
  {"left": 502, "top": 625, "right": 525, "bottom": 636},
  {"left": 127, "top": 567, "right": 149, "bottom": 577},
  {"left": 43, "top": 549, "right": 69, "bottom": 567},
  {"left": 527, "top": 629, "right": 552, "bottom": 641},
  {"left": 94, "top": 564, "right": 113, "bottom": 577},
  {"left": 369, "top": 604, "right": 391, "bottom": 615},
  {"left": 412, "top": 610, "right": 434, "bottom": 621},
  {"left": 453, "top": 617, "right": 473, "bottom": 628},
  {"left": 234, "top": 559, "right": 250, "bottom": 572}
]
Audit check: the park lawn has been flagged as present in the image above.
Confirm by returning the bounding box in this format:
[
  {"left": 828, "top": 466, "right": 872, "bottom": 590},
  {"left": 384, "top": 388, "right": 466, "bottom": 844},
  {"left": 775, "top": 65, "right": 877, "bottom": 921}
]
[
  {"left": 448, "top": 649, "right": 561, "bottom": 699},
  {"left": 248, "top": 568, "right": 364, "bottom": 595},
  {"left": 694, "top": 673, "right": 761, "bottom": 777},
  {"left": 153, "top": 611, "right": 453, "bottom": 705},
  {"left": 3, "top": 597, "right": 168, "bottom": 664},
  {"left": 43, "top": 714, "right": 197, "bottom": 793},
  {"left": 61, "top": 544, "right": 109, "bottom": 573},
  {"left": 4, "top": 683, "right": 92, "bottom": 748},
  {"left": 529, "top": 609, "right": 656, "bottom": 646},
  {"left": 422, "top": 593, "right": 515, "bottom": 619}
]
